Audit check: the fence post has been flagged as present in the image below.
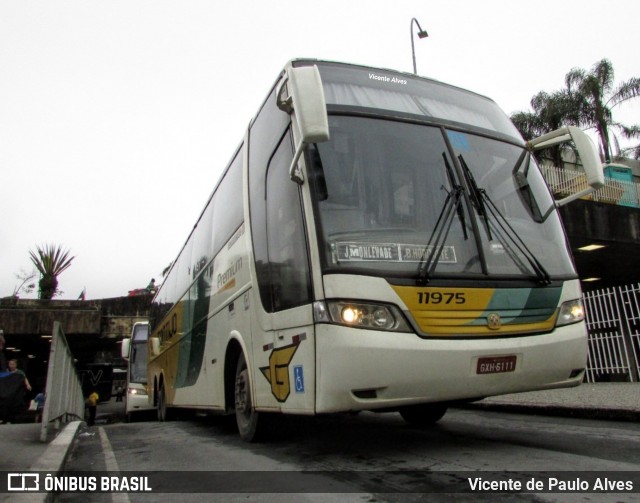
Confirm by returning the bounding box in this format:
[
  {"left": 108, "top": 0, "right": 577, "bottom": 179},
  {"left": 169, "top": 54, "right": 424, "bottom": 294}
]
[
  {"left": 617, "top": 284, "right": 640, "bottom": 382},
  {"left": 584, "top": 287, "right": 627, "bottom": 382},
  {"left": 583, "top": 284, "right": 640, "bottom": 383}
]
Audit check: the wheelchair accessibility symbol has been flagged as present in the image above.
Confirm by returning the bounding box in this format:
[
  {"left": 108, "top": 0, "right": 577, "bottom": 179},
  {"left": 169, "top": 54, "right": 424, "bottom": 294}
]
[{"left": 293, "top": 365, "right": 304, "bottom": 393}]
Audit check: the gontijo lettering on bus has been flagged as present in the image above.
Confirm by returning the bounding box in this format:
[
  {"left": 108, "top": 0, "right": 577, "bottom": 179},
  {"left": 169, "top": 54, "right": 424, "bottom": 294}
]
[{"left": 157, "top": 310, "right": 179, "bottom": 343}]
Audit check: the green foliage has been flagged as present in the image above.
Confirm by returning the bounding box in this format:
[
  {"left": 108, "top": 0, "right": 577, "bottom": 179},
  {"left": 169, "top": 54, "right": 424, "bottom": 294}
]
[
  {"left": 28, "top": 244, "right": 75, "bottom": 300},
  {"left": 511, "top": 90, "right": 580, "bottom": 167},
  {"left": 512, "top": 59, "right": 640, "bottom": 162}
]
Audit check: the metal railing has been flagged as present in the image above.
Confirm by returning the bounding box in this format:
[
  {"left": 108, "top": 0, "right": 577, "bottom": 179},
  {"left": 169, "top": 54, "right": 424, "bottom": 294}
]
[
  {"left": 543, "top": 165, "right": 640, "bottom": 208},
  {"left": 39, "top": 321, "right": 85, "bottom": 442},
  {"left": 583, "top": 283, "right": 640, "bottom": 383}
]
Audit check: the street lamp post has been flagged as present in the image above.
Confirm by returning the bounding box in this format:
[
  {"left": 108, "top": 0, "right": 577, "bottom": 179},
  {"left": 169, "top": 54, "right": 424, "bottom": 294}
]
[{"left": 410, "top": 18, "right": 428, "bottom": 75}]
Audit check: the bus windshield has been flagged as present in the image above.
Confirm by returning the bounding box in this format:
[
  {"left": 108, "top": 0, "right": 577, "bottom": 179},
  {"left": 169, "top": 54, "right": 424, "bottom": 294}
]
[
  {"left": 130, "top": 324, "right": 148, "bottom": 384},
  {"left": 311, "top": 60, "right": 523, "bottom": 142},
  {"left": 310, "top": 115, "right": 575, "bottom": 281}
]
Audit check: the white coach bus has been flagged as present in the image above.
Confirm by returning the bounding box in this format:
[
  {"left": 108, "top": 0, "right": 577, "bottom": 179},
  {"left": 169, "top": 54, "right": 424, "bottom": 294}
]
[
  {"left": 147, "top": 59, "right": 603, "bottom": 441},
  {"left": 121, "top": 322, "right": 155, "bottom": 421}
]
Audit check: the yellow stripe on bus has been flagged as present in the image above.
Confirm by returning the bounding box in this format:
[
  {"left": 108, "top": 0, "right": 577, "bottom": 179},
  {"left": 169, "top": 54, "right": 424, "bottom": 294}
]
[{"left": 392, "top": 285, "right": 559, "bottom": 337}]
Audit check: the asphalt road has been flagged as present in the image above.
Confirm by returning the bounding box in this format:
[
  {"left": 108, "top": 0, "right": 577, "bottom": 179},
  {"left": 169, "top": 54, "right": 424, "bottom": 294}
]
[{"left": 55, "top": 408, "right": 640, "bottom": 502}]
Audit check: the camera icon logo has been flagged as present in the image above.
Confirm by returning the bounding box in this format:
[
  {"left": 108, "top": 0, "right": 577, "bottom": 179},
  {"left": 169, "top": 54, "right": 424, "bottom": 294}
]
[{"left": 7, "top": 473, "right": 40, "bottom": 491}]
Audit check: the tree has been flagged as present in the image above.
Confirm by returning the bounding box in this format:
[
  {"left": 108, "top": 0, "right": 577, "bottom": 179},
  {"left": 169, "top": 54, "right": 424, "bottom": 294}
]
[
  {"left": 565, "top": 59, "right": 640, "bottom": 162},
  {"left": 618, "top": 124, "right": 640, "bottom": 160},
  {"left": 511, "top": 89, "right": 579, "bottom": 167},
  {"left": 29, "top": 244, "right": 75, "bottom": 300},
  {"left": 512, "top": 59, "right": 640, "bottom": 163}
]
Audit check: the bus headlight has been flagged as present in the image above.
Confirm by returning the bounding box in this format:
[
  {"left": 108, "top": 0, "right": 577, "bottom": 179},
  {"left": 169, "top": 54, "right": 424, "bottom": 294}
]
[
  {"left": 556, "top": 299, "right": 585, "bottom": 327},
  {"left": 315, "top": 301, "right": 412, "bottom": 332},
  {"left": 128, "top": 388, "right": 148, "bottom": 396}
]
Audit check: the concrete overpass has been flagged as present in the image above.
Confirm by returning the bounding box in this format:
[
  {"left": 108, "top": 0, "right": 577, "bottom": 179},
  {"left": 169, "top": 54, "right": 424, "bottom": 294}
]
[
  {"left": 0, "top": 295, "right": 151, "bottom": 392},
  {"left": 561, "top": 200, "right": 640, "bottom": 291}
]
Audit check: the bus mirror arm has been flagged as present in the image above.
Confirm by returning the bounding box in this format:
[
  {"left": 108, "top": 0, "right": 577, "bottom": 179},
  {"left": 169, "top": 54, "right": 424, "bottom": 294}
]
[
  {"left": 289, "top": 140, "right": 306, "bottom": 184},
  {"left": 277, "top": 65, "right": 330, "bottom": 183},
  {"left": 527, "top": 126, "right": 604, "bottom": 207}
]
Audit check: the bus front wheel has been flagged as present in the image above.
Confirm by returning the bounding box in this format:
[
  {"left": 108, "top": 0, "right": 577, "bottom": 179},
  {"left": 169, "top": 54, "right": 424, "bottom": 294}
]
[
  {"left": 234, "top": 353, "right": 262, "bottom": 442},
  {"left": 399, "top": 403, "right": 448, "bottom": 426}
]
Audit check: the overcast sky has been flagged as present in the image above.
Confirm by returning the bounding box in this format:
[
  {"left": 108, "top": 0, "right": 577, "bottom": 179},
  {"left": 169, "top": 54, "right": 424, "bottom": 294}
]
[{"left": 1, "top": 0, "right": 639, "bottom": 300}]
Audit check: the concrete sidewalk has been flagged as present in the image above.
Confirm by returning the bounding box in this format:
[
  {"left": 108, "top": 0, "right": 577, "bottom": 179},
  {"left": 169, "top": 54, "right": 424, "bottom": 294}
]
[
  {"left": 463, "top": 382, "right": 640, "bottom": 421},
  {"left": 0, "top": 399, "right": 124, "bottom": 471},
  {"left": 1, "top": 384, "right": 638, "bottom": 481},
  {"left": 0, "top": 421, "right": 81, "bottom": 503},
  {"left": 0, "top": 421, "right": 81, "bottom": 473},
  {"left": 0, "top": 400, "right": 125, "bottom": 502}
]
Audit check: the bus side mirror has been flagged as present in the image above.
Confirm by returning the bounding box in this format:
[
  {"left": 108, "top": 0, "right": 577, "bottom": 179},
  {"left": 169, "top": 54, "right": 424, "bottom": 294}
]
[
  {"left": 277, "top": 65, "right": 330, "bottom": 183},
  {"left": 527, "top": 126, "right": 604, "bottom": 206},
  {"left": 150, "top": 337, "right": 161, "bottom": 357},
  {"left": 121, "top": 338, "right": 131, "bottom": 360}
]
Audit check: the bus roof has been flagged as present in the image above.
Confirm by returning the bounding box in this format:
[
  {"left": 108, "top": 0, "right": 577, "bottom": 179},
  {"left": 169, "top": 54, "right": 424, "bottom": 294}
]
[{"left": 290, "top": 59, "right": 522, "bottom": 142}]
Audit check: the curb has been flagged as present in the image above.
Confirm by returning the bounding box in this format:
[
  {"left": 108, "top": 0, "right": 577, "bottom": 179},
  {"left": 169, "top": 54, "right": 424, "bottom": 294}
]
[
  {"left": 461, "top": 402, "right": 640, "bottom": 422},
  {"left": 10, "top": 421, "right": 83, "bottom": 503},
  {"left": 32, "top": 420, "right": 83, "bottom": 472}
]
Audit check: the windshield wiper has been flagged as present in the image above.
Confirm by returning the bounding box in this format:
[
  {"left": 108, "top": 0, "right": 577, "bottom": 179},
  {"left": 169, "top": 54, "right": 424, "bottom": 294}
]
[
  {"left": 458, "top": 155, "right": 551, "bottom": 285},
  {"left": 444, "top": 153, "right": 469, "bottom": 241},
  {"left": 512, "top": 151, "right": 544, "bottom": 223},
  {"left": 459, "top": 154, "right": 492, "bottom": 240},
  {"left": 417, "top": 154, "right": 467, "bottom": 283}
]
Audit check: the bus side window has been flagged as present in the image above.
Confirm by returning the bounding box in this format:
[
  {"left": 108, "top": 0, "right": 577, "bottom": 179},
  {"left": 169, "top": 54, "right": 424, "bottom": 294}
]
[
  {"left": 265, "top": 131, "right": 313, "bottom": 312},
  {"left": 248, "top": 85, "right": 291, "bottom": 313}
]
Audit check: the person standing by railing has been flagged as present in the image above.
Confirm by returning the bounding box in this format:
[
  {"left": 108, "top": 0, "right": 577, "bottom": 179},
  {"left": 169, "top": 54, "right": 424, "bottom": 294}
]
[
  {"left": 7, "top": 359, "right": 32, "bottom": 392},
  {"left": 0, "top": 359, "right": 31, "bottom": 423},
  {"left": 85, "top": 389, "right": 99, "bottom": 426}
]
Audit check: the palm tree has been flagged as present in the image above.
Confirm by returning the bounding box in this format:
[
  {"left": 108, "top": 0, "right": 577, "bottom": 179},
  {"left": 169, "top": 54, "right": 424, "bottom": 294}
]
[
  {"left": 29, "top": 244, "right": 75, "bottom": 300},
  {"left": 565, "top": 59, "right": 640, "bottom": 162},
  {"left": 511, "top": 90, "right": 579, "bottom": 167},
  {"left": 619, "top": 124, "right": 640, "bottom": 160}
]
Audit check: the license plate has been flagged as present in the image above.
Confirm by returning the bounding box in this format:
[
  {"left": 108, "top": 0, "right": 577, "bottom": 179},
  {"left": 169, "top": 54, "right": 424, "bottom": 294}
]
[{"left": 477, "top": 355, "right": 517, "bottom": 374}]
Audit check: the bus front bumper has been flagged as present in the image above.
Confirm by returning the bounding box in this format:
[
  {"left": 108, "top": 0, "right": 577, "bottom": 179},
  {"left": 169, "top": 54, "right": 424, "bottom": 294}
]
[{"left": 314, "top": 322, "right": 587, "bottom": 414}]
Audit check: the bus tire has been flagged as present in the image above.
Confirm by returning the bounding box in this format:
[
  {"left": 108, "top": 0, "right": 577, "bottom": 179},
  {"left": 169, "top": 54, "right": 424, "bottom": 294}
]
[
  {"left": 157, "top": 382, "right": 172, "bottom": 422},
  {"left": 234, "top": 352, "right": 263, "bottom": 442},
  {"left": 399, "top": 403, "right": 448, "bottom": 426}
]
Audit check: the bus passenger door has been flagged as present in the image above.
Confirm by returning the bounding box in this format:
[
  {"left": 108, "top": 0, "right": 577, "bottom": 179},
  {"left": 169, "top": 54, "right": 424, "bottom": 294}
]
[{"left": 251, "top": 129, "right": 316, "bottom": 414}]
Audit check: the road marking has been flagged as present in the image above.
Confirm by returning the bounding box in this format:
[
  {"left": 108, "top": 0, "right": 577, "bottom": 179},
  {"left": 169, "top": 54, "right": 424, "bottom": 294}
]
[{"left": 98, "top": 427, "right": 130, "bottom": 503}]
